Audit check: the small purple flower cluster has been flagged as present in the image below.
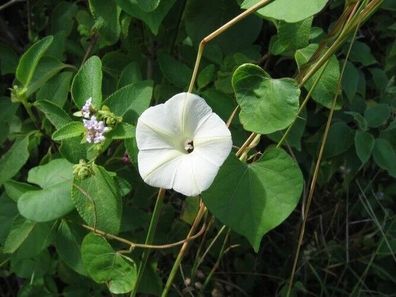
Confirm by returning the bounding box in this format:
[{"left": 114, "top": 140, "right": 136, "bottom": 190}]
[
  {"left": 81, "top": 97, "right": 92, "bottom": 118},
  {"left": 81, "top": 98, "right": 110, "bottom": 144}
]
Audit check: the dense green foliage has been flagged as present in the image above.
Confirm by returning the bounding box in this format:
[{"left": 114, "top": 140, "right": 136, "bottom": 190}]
[{"left": 0, "top": 0, "right": 395, "bottom": 296}]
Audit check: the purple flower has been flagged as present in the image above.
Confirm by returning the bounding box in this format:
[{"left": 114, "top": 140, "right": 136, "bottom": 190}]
[
  {"left": 83, "top": 115, "right": 110, "bottom": 144},
  {"left": 82, "top": 97, "right": 93, "bottom": 118}
]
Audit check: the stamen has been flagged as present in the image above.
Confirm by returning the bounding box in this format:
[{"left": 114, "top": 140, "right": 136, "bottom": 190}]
[{"left": 184, "top": 140, "right": 194, "bottom": 153}]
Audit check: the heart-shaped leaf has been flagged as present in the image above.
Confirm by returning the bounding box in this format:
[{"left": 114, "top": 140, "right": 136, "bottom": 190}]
[
  {"left": 354, "top": 130, "right": 375, "bottom": 164},
  {"left": 116, "top": 0, "right": 176, "bottom": 35},
  {"left": 17, "top": 159, "right": 74, "bottom": 222},
  {"left": 295, "top": 44, "right": 341, "bottom": 109},
  {"left": 373, "top": 138, "right": 396, "bottom": 177},
  {"left": 137, "top": 0, "right": 160, "bottom": 12},
  {"left": 241, "top": 0, "right": 328, "bottom": 23},
  {"left": 232, "top": 63, "right": 300, "bottom": 134},
  {"left": 202, "top": 147, "right": 304, "bottom": 251},
  {"left": 0, "top": 135, "right": 30, "bottom": 185},
  {"left": 55, "top": 221, "right": 86, "bottom": 275},
  {"left": 81, "top": 233, "right": 137, "bottom": 294}
]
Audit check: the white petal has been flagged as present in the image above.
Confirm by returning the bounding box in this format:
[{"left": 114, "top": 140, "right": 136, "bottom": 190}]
[
  {"left": 138, "top": 149, "right": 183, "bottom": 189},
  {"left": 167, "top": 92, "right": 212, "bottom": 137},
  {"left": 194, "top": 113, "right": 232, "bottom": 166},
  {"left": 136, "top": 104, "right": 181, "bottom": 151},
  {"left": 173, "top": 153, "right": 220, "bottom": 197}
]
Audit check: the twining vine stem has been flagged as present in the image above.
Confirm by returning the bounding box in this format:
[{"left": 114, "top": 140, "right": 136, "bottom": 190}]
[
  {"left": 286, "top": 1, "right": 369, "bottom": 295},
  {"left": 81, "top": 221, "right": 206, "bottom": 250},
  {"left": 187, "top": 0, "right": 274, "bottom": 93}
]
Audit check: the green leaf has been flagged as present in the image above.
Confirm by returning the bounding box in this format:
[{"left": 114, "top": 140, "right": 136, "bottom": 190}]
[
  {"left": 118, "top": 62, "right": 143, "bottom": 88},
  {"left": 89, "top": 0, "right": 121, "bottom": 46},
  {"left": 71, "top": 56, "right": 102, "bottom": 109},
  {"left": 345, "top": 111, "right": 368, "bottom": 131},
  {"left": 102, "top": 51, "right": 129, "bottom": 78},
  {"left": 36, "top": 71, "right": 73, "bottom": 107},
  {"left": 0, "top": 194, "right": 18, "bottom": 245},
  {"left": 50, "top": 1, "right": 78, "bottom": 36},
  {"left": 139, "top": 261, "right": 163, "bottom": 296},
  {"left": 268, "top": 108, "right": 307, "bottom": 151},
  {"left": 295, "top": 44, "right": 341, "bottom": 109},
  {"left": 364, "top": 103, "right": 391, "bottom": 128},
  {"left": 13, "top": 221, "right": 56, "bottom": 259},
  {"left": 197, "top": 64, "right": 216, "bottom": 89},
  {"left": 324, "top": 122, "right": 354, "bottom": 158},
  {"left": 270, "top": 17, "right": 312, "bottom": 55},
  {"left": 3, "top": 216, "right": 35, "bottom": 254},
  {"left": 52, "top": 121, "right": 85, "bottom": 141},
  {"left": 35, "top": 100, "right": 72, "bottom": 129},
  {"left": 354, "top": 131, "right": 375, "bottom": 164},
  {"left": 10, "top": 249, "right": 51, "bottom": 278},
  {"left": 342, "top": 61, "right": 359, "bottom": 102},
  {"left": 26, "top": 57, "right": 68, "bottom": 97},
  {"left": 108, "top": 123, "right": 135, "bottom": 140},
  {"left": 232, "top": 63, "right": 300, "bottom": 134},
  {"left": 349, "top": 41, "right": 377, "bottom": 66},
  {"left": 186, "top": 0, "right": 262, "bottom": 53},
  {"left": 158, "top": 53, "right": 192, "bottom": 88},
  {"left": 382, "top": 0, "right": 396, "bottom": 11},
  {"left": 0, "top": 135, "right": 30, "bottom": 185},
  {"left": 16, "top": 35, "right": 53, "bottom": 87},
  {"left": 17, "top": 159, "right": 74, "bottom": 222},
  {"left": 116, "top": 0, "right": 176, "bottom": 35},
  {"left": 0, "top": 194, "right": 18, "bottom": 244},
  {"left": 373, "top": 138, "right": 396, "bottom": 177},
  {"left": 137, "top": 0, "right": 160, "bottom": 12},
  {"left": 125, "top": 137, "right": 138, "bottom": 165},
  {"left": 60, "top": 137, "right": 89, "bottom": 164},
  {"left": 72, "top": 164, "right": 122, "bottom": 234},
  {"left": 103, "top": 81, "right": 153, "bottom": 123},
  {"left": 202, "top": 147, "right": 303, "bottom": 251},
  {"left": 241, "top": 0, "right": 328, "bottom": 23},
  {"left": 369, "top": 68, "right": 389, "bottom": 94},
  {"left": 3, "top": 180, "right": 38, "bottom": 202},
  {"left": 0, "top": 99, "right": 18, "bottom": 124},
  {"left": 81, "top": 233, "right": 137, "bottom": 294},
  {"left": 45, "top": 31, "right": 67, "bottom": 60},
  {"left": 55, "top": 220, "right": 86, "bottom": 275}
]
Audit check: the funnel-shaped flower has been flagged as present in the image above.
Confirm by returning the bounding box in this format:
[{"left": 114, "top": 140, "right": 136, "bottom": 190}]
[{"left": 136, "top": 92, "right": 232, "bottom": 196}]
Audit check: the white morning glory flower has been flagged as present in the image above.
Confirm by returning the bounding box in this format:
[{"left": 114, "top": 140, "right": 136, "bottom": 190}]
[{"left": 136, "top": 92, "right": 232, "bottom": 197}]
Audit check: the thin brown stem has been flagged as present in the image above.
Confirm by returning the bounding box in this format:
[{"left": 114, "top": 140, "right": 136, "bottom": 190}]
[
  {"left": 162, "top": 202, "right": 207, "bottom": 296},
  {"left": 81, "top": 222, "right": 206, "bottom": 250},
  {"left": 235, "top": 132, "right": 257, "bottom": 157},
  {"left": 0, "top": 0, "right": 24, "bottom": 11},
  {"left": 286, "top": 7, "right": 362, "bottom": 295},
  {"left": 81, "top": 33, "right": 99, "bottom": 66},
  {"left": 188, "top": 0, "right": 273, "bottom": 92}
]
